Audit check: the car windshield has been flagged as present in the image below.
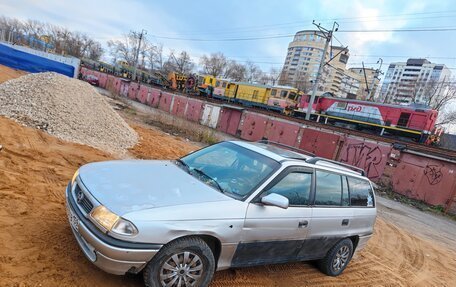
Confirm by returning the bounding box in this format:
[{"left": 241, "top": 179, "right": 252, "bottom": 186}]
[{"left": 178, "top": 142, "right": 280, "bottom": 199}]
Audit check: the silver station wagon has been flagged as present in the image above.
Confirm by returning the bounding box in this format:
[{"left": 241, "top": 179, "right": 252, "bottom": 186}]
[{"left": 65, "top": 141, "right": 376, "bottom": 287}]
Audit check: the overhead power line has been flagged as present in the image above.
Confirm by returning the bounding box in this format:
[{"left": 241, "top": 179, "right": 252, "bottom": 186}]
[
  {"left": 151, "top": 27, "right": 456, "bottom": 42},
  {"left": 157, "top": 10, "right": 456, "bottom": 36}
]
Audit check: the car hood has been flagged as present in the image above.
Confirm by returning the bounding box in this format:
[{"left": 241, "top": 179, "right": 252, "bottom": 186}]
[{"left": 78, "top": 160, "right": 231, "bottom": 216}]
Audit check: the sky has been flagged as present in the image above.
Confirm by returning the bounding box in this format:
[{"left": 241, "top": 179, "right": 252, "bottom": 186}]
[{"left": 2, "top": 0, "right": 456, "bottom": 74}]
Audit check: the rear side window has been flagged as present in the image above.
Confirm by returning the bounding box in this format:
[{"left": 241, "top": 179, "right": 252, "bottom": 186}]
[
  {"left": 315, "top": 171, "right": 342, "bottom": 206},
  {"left": 263, "top": 172, "right": 312, "bottom": 206},
  {"left": 348, "top": 177, "right": 374, "bottom": 207}
]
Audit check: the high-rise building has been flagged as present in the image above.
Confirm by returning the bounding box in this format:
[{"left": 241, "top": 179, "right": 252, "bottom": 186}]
[
  {"left": 379, "top": 59, "right": 451, "bottom": 105},
  {"left": 278, "top": 30, "right": 330, "bottom": 94},
  {"left": 348, "top": 67, "right": 380, "bottom": 100},
  {"left": 279, "top": 30, "right": 380, "bottom": 99}
]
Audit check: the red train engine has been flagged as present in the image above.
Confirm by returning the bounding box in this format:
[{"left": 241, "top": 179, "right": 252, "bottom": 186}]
[{"left": 296, "top": 94, "right": 438, "bottom": 142}]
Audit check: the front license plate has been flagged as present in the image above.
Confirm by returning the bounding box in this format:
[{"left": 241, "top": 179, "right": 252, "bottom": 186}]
[{"left": 67, "top": 205, "right": 79, "bottom": 232}]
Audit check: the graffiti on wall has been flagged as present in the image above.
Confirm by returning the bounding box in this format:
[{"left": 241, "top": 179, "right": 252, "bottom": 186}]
[
  {"left": 340, "top": 143, "right": 382, "bottom": 178},
  {"left": 424, "top": 165, "right": 443, "bottom": 185}
]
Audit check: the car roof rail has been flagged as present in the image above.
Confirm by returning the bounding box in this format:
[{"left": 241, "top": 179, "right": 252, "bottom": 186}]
[
  {"left": 256, "top": 140, "right": 316, "bottom": 157},
  {"left": 305, "top": 157, "right": 366, "bottom": 176}
]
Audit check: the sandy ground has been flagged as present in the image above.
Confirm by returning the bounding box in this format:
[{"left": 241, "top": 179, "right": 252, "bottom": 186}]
[
  {"left": 0, "top": 65, "right": 27, "bottom": 84},
  {"left": 1, "top": 115, "right": 456, "bottom": 287}
]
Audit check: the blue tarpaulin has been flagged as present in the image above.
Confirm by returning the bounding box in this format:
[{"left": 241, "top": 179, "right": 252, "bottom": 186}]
[{"left": 0, "top": 43, "right": 74, "bottom": 77}]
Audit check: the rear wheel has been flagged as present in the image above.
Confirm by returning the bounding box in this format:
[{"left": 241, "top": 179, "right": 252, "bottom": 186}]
[
  {"left": 143, "top": 237, "right": 215, "bottom": 287},
  {"left": 318, "top": 238, "right": 353, "bottom": 276}
]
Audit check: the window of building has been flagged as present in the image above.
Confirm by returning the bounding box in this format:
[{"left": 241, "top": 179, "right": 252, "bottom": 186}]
[
  {"left": 339, "top": 54, "right": 348, "bottom": 64},
  {"left": 262, "top": 172, "right": 312, "bottom": 206}
]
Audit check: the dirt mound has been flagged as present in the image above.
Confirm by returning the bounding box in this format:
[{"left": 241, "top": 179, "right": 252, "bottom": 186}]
[
  {"left": 0, "top": 64, "right": 27, "bottom": 84},
  {"left": 0, "top": 72, "right": 137, "bottom": 154}
]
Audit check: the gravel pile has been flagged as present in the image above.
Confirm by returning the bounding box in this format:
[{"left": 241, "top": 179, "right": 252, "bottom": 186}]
[{"left": 0, "top": 72, "right": 138, "bottom": 154}]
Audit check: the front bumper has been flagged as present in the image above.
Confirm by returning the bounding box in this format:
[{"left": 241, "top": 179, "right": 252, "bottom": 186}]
[{"left": 65, "top": 183, "right": 162, "bottom": 275}]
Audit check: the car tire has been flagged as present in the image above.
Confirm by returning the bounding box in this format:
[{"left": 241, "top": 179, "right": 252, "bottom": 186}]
[
  {"left": 318, "top": 238, "right": 353, "bottom": 276},
  {"left": 143, "top": 236, "right": 216, "bottom": 287}
]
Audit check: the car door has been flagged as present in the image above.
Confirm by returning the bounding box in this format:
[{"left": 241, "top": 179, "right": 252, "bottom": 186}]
[
  {"left": 231, "top": 167, "right": 313, "bottom": 267},
  {"left": 298, "top": 170, "right": 354, "bottom": 260}
]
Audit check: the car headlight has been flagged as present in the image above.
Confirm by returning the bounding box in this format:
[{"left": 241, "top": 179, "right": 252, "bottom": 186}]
[
  {"left": 71, "top": 169, "right": 79, "bottom": 185},
  {"left": 90, "top": 205, "right": 138, "bottom": 236}
]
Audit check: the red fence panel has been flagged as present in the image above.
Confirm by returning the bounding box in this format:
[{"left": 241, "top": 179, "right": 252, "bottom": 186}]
[
  {"left": 299, "top": 129, "right": 341, "bottom": 159},
  {"left": 171, "top": 95, "right": 188, "bottom": 118},
  {"left": 119, "top": 80, "right": 129, "bottom": 97},
  {"left": 148, "top": 88, "right": 161, "bottom": 108},
  {"left": 336, "top": 138, "right": 391, "bottom": 180},
  {"left": 240, "top": 112, "right": 268, "bottom": 141},
  {"left": 217, "top": 107, "right": 243, "bottom": 136},
  {"left": 128, "top": 82, "right": 140, "bottom": 100},
  {"left": 264, "top": 119, "right": 300, "bottom": 146},
  {"left": 185, "top": 99, "right": 204, "bottom": 122},
  {"left": 392, "top": 153, "right": 456, "bottom": 208},
  {"left": 98, "top": 73, "right": 108, "bottom": 89},
  {"left": 158, "top": 92, "right": 173, "bottom": 112},
  {"left": 137, "top": 85, "right": 149, "bottom": 103}
]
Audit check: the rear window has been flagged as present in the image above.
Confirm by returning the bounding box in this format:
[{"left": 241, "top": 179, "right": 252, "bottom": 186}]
[{"left": 348, "top": 177, "right": 374, "bottom": 207}]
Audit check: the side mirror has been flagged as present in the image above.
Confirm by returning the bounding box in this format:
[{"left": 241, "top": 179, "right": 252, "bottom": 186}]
[{"left": 261, "top": 193, "right": 289, "bottom": 209}]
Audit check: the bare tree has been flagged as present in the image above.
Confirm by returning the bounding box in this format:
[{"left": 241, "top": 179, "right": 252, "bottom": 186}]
[
  {"left": 269, "top": 67, "right": 280, "bottom": 86},
  {"left": 87, "top": 41, "right": 103, "bottom": 61},
  {"left": 295, "top": 71, "right": 311, "bottom": 92},
  {"left": 245, "top": 61, "right": 263, "bottom": 83},
  {"left": 223, "top": 60, "right": 246, "bottom": 81},
  {"left": 423, "top": 80, "right": 456, "bottom": 111},
  {"left": 165, "top": 50, "right": 194, "bottom": 74},
  {"left": 431, "top": 83, "right": 456, "bottom": 126},
  {"left": 146, "top": 43, "right": 164, "bottom": 71},
  {"left": 199, "top": 52, "right": 227, "bottom": 77},
  {"left": 107, "top": 33, "right": 140, "bottom": 66},
  {"left": 437, "top": 107, "right": 456, "bottom": 127},
  {"left": 0, "top": 16, "right": 103, "bottom": 59}
]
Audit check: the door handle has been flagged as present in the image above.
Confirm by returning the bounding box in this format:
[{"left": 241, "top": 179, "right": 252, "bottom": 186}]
[
  {"left": 342, "top": 219, "right": 349, "bottom": 226},
  {"left": 298, "top": 220, "right": 308, "bottom": 228}
]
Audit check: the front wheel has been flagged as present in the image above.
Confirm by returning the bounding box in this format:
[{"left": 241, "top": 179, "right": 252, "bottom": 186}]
[
  {"left": 318, "top": 238, "right": 354, "bottom": 276},
  {"left": 143, "top": 237, "right": 215, "bottom": 287}
]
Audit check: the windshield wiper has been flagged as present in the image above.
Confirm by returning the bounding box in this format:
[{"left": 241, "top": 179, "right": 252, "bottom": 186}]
[
  {"left": 191, "top": 168, "right": 224, "bottom": 193},
  {"left": 175, "top": 159, "right": 190, "bottom": 172}
]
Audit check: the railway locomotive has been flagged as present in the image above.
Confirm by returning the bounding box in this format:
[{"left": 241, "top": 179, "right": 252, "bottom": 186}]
[{"left": 296, "top": 93, "right": 438, "bottom": 142}]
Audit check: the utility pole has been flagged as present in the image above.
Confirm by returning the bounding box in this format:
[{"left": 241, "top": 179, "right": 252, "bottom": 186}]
[
  {"left": 362, "top": 62, "right": 369, "bottom": 96},
  {"left": 368, "top": 58, "right": 383, "bottom": 101},
  {"left": 305, "top": 21, "right": 339, "bottom": 120},
  {"left": 132, "top": 29, "right": 147, "bottom": 82}
]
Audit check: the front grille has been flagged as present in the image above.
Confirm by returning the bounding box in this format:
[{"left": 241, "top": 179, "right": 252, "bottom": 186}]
[{"left": 74, "top": 183, "right": 94, "bottom": 214}]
